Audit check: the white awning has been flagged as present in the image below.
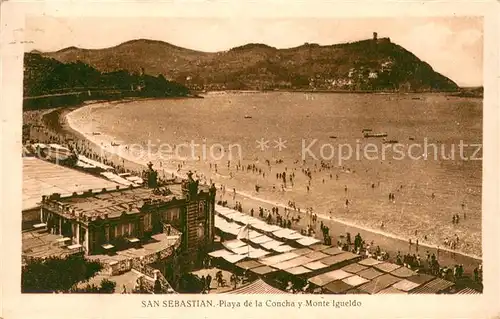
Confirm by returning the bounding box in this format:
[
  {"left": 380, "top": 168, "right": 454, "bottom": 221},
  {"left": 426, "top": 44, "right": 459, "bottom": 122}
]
[
  {"left": 208, "top": 249, "right": 234, "bottom": 258},
  {"left": 127, "top": 238, "right": 140, "bottom": 243},
  {"left": 102, "top": 244, "right": 115, "bottom": 250},
  {"left": 67, "top": 244, "right": 82, "bottom": 250},
  {"left": 243, "top": 249, "right": 271, "bottom": 259},
  {"left": 231, "top": 245, "right": 258, "bottom": 255},
  {"left": 296, "top": 236, "right": 321, "bottom": 246},
  {"left": 249, "top": 235, "right": 274, "bottom": 245},
  {"left": 273, "top": 245, "right": 295, "bottom": 253},
  {"left": 56, "top": 237, "right": 71, "bottom": 243},
  {"left": 272, "top": 229, "right": 297, "bottom": 239},
  {"left": 222, "top": 239, "right": 246, "bottom": 250},
  {"left": 283, "top": 232, "right": 303, "bottom": 240},
  {"left": 222, "top": 254, "right": 247, "bottom": 264},
  {"left": 261, "top": 240, "right": 284, "bottom": 250}
]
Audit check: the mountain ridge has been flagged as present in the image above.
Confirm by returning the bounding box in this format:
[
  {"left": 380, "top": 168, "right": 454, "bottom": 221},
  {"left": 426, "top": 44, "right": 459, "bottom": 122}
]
[{"left": 40, "top": 37, "right": 459, "bottom": 92}]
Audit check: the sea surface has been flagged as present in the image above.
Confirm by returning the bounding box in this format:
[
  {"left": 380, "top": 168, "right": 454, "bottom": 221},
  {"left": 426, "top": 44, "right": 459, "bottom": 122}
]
[{"left": 67, "top": 92, "right": 483, "bottom": 256}]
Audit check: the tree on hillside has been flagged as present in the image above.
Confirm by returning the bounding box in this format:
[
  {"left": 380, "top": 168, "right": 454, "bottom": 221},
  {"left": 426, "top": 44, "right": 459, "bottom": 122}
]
[{"left": 22, "top": 254, "right": 104, "bottom": 293}]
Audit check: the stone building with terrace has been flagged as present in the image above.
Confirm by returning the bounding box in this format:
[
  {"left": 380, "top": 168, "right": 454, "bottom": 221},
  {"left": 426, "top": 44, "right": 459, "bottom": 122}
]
[{"left": 35, "top": 171, "right": 217, "bottom": 272}]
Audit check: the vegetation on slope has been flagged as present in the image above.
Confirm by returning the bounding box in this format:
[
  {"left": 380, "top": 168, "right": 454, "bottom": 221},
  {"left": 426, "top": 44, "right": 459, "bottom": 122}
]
[
  {"left": 24, "top": 52, "right": 191, "bottom": 98},
  {"left": 43, "top": 37, "right": 459, "bottom": 92}
]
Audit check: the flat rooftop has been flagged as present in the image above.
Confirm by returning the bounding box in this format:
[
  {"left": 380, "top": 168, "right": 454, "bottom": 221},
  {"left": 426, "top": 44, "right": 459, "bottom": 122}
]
[
  {"left": 23, "top": 157, "right": 120, "bottom": 211},
  {"left": 44, "top": 184, "right": 186, "bottom": 220},
  {"left": 22, "top": 230, "right": 78, "bottom": 259}
]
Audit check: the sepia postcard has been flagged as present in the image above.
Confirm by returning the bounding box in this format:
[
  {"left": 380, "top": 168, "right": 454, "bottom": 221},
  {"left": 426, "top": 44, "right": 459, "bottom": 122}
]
[{"left": 1, "top": 1, "right": 499, "bottom": 318}]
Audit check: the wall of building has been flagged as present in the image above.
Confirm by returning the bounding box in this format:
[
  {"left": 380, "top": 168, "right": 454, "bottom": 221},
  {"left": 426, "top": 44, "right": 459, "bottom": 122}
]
[{"left": 22, "top": 208, "right": 40, "bottom": 230}]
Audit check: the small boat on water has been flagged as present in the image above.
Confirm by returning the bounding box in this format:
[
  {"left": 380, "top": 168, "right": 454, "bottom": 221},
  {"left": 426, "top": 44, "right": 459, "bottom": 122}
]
[
  {"left": 409, "top": 137, "right": 415, "bottom": 141},
  {"left": 329, "top": 135, "right": 337, "bottom": 139},
  {"left": 244, "top": 115, "right": 252, "bottom": 119},
  {"left": 111, "top": 142, "right": 120, "bottom": 146},
  {"left": 383, "top": 140, "right": 398, "bottom": 144},
  {"left": 92, "top": 132, "right": 101, "bottom": 135},
  {"left": 362, "top": 128, "right": 373, "bottom": 133},
  {"left": 364, "top": 132, "right": 388, "bottom": 138}
]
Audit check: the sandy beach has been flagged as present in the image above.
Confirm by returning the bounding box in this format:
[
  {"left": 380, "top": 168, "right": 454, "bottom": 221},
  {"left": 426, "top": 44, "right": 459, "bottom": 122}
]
[{"left": 62, "top": 94, "right": 482, "bottom": 265}]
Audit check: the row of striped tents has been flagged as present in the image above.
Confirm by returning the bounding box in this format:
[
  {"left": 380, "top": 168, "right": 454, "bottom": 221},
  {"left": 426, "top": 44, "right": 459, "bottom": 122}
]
[{"left": 456, "top": 287, "right": 481, "bottom": 294}]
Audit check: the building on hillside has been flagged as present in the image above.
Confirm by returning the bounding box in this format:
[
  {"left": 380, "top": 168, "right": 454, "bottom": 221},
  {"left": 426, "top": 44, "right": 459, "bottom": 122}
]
[{"left": 37, "top": 170, "right": 216, "bottom": 267}]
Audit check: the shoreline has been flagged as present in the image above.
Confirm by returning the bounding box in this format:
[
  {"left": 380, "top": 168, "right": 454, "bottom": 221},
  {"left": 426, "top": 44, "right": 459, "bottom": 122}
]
[{"left": 61, "top": 100, "right": 482, "bottom": 263}]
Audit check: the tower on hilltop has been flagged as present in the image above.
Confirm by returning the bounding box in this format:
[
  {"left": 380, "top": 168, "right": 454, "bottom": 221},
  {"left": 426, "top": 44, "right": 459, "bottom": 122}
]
[{"left": 373, "top": 32, "right": 378, "bottom": 41}]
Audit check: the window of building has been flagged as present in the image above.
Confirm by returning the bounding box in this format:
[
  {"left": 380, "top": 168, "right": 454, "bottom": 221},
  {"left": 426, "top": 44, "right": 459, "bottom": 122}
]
[
  {"left": 144, "top": 213, "right": 152, "bottom": 231},
  {"left": 122, "top": 223, "right": 129, "bottom": 237}
]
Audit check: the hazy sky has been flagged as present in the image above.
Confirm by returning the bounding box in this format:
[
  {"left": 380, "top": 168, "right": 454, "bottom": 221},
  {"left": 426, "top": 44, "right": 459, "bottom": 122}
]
[{"left": 24, "top": 16, "right": 483, "bottom": 86}]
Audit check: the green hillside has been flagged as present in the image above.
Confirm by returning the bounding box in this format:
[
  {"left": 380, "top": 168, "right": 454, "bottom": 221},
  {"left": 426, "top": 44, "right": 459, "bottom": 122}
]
[{"left": 42, "top": 37, "right": 459, "bottom": 92}]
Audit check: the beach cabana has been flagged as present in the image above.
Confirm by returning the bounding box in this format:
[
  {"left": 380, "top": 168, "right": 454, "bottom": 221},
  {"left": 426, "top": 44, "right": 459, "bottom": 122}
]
[
  {"left": 231, "top": 245, "right": 258, "bottom": 255},
  {"left": 272, "top": 256, "right": 314, "bottom": 271},
  {"left": 296, "top": 236, "right": 321, "bottom": 246},
  {"left": 249, "top": 235, "right": 274, "bottom": 245},
  {"left": 319, "top": 252, "right": 362, "bottom": 268},
  {"left": 248, "top": 230, "right": 264, "bottom": 239},
  {"left": 373, "top": 262, "right": 401, "bottom": 273},
  {"left": 323, "top": 280, "right": 352, "bottom": 294},
  {"left": 409, "top": 278, "right": 455, "bottom": 294},
  {"left": 222, "top": 239, "right": 246, "bottom": 250},
  {"left": 282, "top": 232, "right": 304, "bottom": 241},
  {"left": 406, "top": 273, "right": 435, "bottom": 286},
  {"left": 244, "top": 249, "right": 271, "bottom": 259},
  {"left": 221, "top": 254, "right": 247, "bottom": 264},
  {"left": 308, "top": 244, "right": 329, "bottom": 251},
  {"left": 345, "top": 288, "right": 370, "bottom": 294},
  {"left": 285, "top": 266, "right": 312, "bottom": 276},
  {"left": 292, "top": 248, "right": 314, "bottom": 256},
  {"left": 392, "top": 279, "right": 421, "bottom": 292},
  {"left": 303, "top": 261, "right": 329, "bottom": 271},
  {"left": 223, "top": 279, "right": 287, "bottom": 294},
  {"left": 321, "top": 246, "right": 344, "bottom": 256},
  {"left": 341, "top": 263, "right": 368, "bottom": 274},
  {"left": 272, "top": 229, "right": 298, "bottom": 240},
  {"left": 390, "top": 267, "right": 416, "bottom": 278},
  {"left": 456, "top": 287, "right": 481, "bottom": 294},
  {"left": 308, "top": 269, "right": 352, "bottom": 287},
  {"left": 259, "top": 252, "right": 300, "bottom": 266},
  {"left": 272, "top": 245, "right": 295, "bottom": 253},
  {"left": 208, "top": 249, "right": 234, "bottom": 258},
  {"left": 250, "top": 265, "right": 279, "bottom": 276},
  {"left": 358, "top": 258, "right": 383, "bottom": 266},
  {"left": 342, "top": 275, "right": 369, "bottom": 287},
  {"left": 376, "top": 286, "right": 407, "bottom": 294},
  {"left": 260, "top": 239, "right": 283, "bottom": 251},
  {"left": 252, "top": 223, "right": 281, "bottom": 233},
  {"left": 358, "top": 274, "right": 402, "bottom": 294},
  {"left": 305, "top": 251, "right": 329, "bottom": 262},
  {"left": 235, "top": 260, "right": 264, "bottom": 271},
  {"left": 356, "top": 267, "right": 384, "bottom": 280}
]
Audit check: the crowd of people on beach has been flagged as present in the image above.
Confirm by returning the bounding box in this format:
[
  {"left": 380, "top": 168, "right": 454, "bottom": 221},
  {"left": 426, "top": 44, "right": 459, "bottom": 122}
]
[
  {"left": 218, "top": 198, "right": 482, "bottom": 286},
  {"left": 24, "top": 109, "right": 480, "bottom": 282}
]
